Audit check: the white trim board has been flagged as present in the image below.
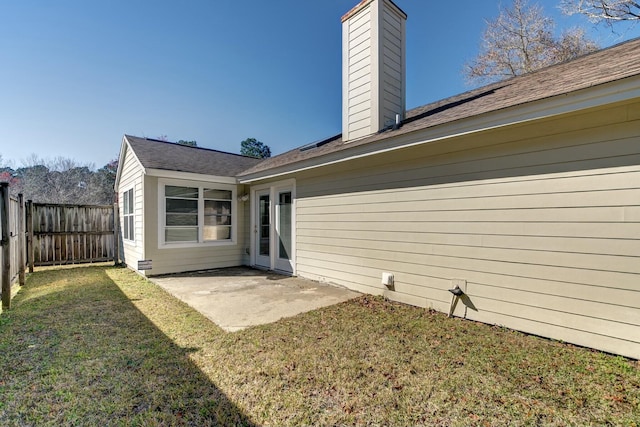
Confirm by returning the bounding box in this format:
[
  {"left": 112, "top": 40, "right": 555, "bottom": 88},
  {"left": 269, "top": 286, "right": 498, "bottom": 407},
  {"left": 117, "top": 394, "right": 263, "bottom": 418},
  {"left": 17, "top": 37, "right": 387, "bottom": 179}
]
[{"left": 147, "top": 169, "right": 238, "bottom": 184}]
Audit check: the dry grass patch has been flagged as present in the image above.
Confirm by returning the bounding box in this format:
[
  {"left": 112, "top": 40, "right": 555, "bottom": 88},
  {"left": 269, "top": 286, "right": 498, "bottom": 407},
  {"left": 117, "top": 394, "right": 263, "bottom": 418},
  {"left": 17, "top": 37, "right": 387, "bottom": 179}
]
[
  {"left": 0, "top": 265, "right": 638, "bottom": 426},
  {"left": 0, "top": 266, "right": 251, "bottom": 426}
]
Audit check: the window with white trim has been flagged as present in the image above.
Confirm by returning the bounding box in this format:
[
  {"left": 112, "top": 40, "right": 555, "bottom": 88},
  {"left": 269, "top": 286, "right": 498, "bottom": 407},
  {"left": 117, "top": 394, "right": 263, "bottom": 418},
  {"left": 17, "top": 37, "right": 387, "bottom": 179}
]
[
  {"left": 163, "top": 185, "right": 233, "bottom": 244},
  {"left": 203, "top": 189, "right": 232, "bottom": 241},
  {"left": 122, "top": 188, "right": 134, "bottom": 241}
]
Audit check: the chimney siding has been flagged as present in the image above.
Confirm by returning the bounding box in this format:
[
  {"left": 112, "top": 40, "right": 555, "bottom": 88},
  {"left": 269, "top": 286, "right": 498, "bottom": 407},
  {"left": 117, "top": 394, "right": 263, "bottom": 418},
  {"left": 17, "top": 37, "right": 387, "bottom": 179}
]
[{"left": 342, "top": 0, "right": 406, "bottom": 142}]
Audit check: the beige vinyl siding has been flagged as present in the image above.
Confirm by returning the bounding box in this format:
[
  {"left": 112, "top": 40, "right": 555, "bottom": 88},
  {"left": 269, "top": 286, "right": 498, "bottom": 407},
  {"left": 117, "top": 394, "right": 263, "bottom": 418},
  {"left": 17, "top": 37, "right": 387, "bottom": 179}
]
[
  {"left": 117, "top": 144, "right": 144, "bottom": 270},
  {"left": 342, "top": 0, "right": 406, "bottom": 141},
  {"left": 143, "top": 176, "right": 249, "bottom": 276},
  {"left": 344, "top": 4, "right": 373, "bottom": 141},
  {"left": 294, "top": 100, "right": 640, "bottom": 359},
  {"left": 381, "top": 5, "right": 404, "bottom": 123}
]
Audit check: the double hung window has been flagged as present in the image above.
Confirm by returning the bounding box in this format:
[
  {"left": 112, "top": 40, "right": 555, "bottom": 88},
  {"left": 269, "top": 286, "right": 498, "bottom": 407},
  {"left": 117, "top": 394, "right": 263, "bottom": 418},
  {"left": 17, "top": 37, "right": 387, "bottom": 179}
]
[
  {"left": 163, "top": 184, "right": 234, "bottom": 244},
  {"left": 122, "top": 188, "right": 134, "bottom": 241},
  {"left": 165, "top": 186, "right": 199, "bottom": 242},
  {"left": 203, "top": 189, "right": 232, "bottom": 241}
]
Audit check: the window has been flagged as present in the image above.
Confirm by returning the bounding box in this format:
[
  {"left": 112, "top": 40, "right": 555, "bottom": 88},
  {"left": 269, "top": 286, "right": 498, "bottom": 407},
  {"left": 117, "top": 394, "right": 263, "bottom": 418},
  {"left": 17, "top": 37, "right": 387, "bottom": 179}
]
[
  {"left": 203, "top": 189, "right": 232, "bottom": 241},
  {"left": 122, "top": 188, "right": 134, "bottom": 241},
  {"left": 165, "top": 186, "right": 198, "bottom": 242},
  {"left": 163, "top": 184, "right": 233, "bottom": 244}
]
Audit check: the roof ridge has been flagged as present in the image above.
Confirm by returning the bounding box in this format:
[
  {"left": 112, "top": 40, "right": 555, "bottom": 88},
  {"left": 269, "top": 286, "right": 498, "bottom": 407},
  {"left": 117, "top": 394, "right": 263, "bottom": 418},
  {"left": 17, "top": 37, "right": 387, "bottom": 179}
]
[{"left": 124, "top": 134, "right": 261, "bottom": 159}]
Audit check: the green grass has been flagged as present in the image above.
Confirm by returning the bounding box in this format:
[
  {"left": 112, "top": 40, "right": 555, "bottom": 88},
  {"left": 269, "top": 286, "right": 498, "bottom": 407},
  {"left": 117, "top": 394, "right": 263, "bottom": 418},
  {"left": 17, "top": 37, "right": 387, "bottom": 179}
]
[{"left": 0, "top": 266, "right": 638, "bottom": 426}]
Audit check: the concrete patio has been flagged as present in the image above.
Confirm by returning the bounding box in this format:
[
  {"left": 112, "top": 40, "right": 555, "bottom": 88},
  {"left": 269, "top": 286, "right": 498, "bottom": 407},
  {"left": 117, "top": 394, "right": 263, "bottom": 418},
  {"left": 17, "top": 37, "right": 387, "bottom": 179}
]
[{"left": 149, "top": 267, "right": 361, "bottom": 332}]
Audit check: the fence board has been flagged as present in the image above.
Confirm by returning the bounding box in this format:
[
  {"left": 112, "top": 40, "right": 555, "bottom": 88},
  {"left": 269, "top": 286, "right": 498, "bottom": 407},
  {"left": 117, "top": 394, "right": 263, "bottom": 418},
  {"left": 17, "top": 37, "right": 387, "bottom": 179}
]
[
  {"left": 18, "top": 194, "right": 25, "bottom": 286},
  {"left": 31, "top": 203, "right": 115, "bottom": 266},
  {"left": 9, "top": 196, "right": 20, "bottom": 285},
  {"left": 1, "top": 183, "right": 10, "bottom": 308},
  {"left": 1, "top": 184, "right": 25, "bottom": 309}
]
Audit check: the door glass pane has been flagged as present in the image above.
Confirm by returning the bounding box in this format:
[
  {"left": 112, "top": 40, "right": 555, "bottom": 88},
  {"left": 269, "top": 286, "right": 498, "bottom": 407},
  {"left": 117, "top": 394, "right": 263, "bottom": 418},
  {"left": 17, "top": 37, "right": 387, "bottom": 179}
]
[
  {"left": 278, "top": 192, "right": 292, "bottom": 260},
  {"left": 259, "top": 194, "right": 270, "bottom": 256}
]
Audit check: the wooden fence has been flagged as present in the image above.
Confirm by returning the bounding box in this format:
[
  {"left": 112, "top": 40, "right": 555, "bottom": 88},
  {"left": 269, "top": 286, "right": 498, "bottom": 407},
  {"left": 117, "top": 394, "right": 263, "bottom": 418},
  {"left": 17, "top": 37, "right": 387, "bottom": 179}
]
[
  {"left": 28, "top": 203, "right": 116, "bottom": 267},
  {"left": 1, "top": 185, "right": 117, "bottom": 309},
  {"left": 1, "top": 183, "right": 26, "bottom": 309}
]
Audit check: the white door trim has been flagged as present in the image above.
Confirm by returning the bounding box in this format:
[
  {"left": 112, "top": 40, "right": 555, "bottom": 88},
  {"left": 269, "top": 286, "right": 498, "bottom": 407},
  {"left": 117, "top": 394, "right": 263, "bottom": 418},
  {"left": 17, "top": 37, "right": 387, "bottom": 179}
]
[{"left": 250, "top": 179, "right": 296, "bottom": 275}]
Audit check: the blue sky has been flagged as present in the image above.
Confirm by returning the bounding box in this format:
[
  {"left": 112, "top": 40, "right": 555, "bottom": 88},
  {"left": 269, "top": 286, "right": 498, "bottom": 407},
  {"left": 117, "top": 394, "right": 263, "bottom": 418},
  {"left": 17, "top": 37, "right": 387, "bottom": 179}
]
[{"left": 1, "top": 0, "right": 637, "bottom": 168}]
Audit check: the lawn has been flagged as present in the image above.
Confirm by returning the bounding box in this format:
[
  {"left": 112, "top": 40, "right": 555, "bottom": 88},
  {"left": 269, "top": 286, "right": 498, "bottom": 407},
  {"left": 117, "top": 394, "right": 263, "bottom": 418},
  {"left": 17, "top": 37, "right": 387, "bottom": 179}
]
[{"left": 0, "top": 266, "right": 638, "bottom": 426}]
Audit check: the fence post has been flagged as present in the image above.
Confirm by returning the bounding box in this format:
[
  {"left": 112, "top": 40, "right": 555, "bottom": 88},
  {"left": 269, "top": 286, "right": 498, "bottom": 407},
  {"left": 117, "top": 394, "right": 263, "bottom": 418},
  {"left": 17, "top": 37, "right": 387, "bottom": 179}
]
[
  {"left": 18, "top": 194, "right": 25, "bottom": 286},
  {"left": 26, "top": 200, "right": 34, "bottom": 273},
  {"left": 1, "top": 182, "right": 11, "bottom": 309}
]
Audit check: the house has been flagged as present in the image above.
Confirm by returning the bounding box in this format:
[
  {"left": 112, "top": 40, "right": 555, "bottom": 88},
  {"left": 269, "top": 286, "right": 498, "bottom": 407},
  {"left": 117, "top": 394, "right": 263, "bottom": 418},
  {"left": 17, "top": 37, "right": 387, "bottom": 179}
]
[
  {"left": 116, "top": 0, "right": 640, "bottom": 359},
  {"left": 115, "top": 136, "right": 262, "bottom": 275}
]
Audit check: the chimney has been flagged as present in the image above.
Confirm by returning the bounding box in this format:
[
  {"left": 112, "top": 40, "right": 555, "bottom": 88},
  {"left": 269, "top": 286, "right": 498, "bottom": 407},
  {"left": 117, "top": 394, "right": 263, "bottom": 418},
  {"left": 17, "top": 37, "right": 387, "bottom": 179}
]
[{"left": 342, "top": 0, "right": 407, "bottom": 142}]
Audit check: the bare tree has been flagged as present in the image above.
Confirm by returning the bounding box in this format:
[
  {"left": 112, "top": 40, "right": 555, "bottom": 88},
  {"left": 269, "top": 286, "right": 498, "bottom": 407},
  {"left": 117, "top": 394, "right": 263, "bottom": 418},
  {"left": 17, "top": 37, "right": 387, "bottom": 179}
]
[
  {"left": 561, "top": 0, "right": 640, "bottom": 24},
  {"left": 554, "top": 27, "right": 600, "bottom": 61},
  {"left": 465, "top": 0, "right": 599, "bottom": 84},
  {"left": 13, "top": 155, "right": 114, "bottom": 204},
  {"left": 89, "top": 159, "right": 118, "bottom": 204},
  {"left": 0, "top": 155, "right": 10, "bottom": 183},
  {"left": 15, "top": 156, "right": 90, "bottom": 204}
]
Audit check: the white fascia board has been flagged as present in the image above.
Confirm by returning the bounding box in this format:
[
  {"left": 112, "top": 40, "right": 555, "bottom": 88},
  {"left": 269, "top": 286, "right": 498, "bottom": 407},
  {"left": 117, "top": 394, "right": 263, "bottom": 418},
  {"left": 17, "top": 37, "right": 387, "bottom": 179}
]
[
  {"left": 239, "top": 75, "right": 640, "bottom": 184},
  {"left": 114, "top": 140, "right": 127, "bottom": 189},
  {"left": 115, "top": 136, "right": 146, "bottom": 189},
  {"left": 145, "top": 168, "right": 238, "bottom": 184}
]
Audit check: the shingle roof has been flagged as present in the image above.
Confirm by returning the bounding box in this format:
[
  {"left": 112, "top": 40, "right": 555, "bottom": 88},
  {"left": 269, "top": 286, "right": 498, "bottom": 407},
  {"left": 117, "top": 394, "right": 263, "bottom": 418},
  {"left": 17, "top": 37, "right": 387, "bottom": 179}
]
[
  {"left": 238, "top": 37, "right": 640, "bottom": 177},
  {"left": 125, "top": 135, "right": 262, "bottom": 177}
]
